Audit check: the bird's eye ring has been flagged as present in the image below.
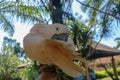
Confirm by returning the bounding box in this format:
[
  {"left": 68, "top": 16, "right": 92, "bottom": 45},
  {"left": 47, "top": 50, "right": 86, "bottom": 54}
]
[{"left": 56, "top": 28, "right": 59, "bottom": 31}]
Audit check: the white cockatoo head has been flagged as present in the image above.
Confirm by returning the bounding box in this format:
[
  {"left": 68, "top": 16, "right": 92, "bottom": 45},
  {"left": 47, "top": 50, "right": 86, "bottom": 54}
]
[{"left": 30, "top": 23, "right": 69, "bottom": 42}]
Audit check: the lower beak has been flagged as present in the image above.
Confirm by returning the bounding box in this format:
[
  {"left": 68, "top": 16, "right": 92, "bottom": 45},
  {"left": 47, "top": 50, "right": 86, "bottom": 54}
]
[{"left": 51, "top": 33, "right": 68, "bottom": 42}]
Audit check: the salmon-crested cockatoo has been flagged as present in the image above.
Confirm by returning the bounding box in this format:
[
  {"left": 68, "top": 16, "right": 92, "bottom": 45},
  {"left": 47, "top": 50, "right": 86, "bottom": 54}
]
[{"left": 23, "top": 23, "right": 89, "bottom": 79}]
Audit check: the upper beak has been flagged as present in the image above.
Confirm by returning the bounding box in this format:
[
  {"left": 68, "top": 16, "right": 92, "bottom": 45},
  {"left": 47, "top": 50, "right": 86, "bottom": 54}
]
[{"left": 51, "top": 33, "right": 68, "bottom": 42}]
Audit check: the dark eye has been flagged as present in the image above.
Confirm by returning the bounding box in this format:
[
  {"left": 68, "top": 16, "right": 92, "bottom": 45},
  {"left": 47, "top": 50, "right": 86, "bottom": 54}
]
[{"left": 56, "top": 27, "right": 59, "bottom": 31}]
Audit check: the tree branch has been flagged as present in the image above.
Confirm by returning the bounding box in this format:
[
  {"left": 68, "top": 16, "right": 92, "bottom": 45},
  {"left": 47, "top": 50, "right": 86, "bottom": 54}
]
[{"left": 76, "top": 0, "right": 120, "bottom": 20}]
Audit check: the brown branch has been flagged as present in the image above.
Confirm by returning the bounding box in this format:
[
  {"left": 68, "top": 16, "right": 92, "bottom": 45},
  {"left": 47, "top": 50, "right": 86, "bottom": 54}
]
[{"left": 76, "top": 0, "right": 120, "bottom": 20}]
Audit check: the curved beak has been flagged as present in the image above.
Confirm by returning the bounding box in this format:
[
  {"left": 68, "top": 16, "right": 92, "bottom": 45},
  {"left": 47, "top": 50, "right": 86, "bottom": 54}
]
[{"left": 51, "top": 33, "right": 68, "bottom": 42}]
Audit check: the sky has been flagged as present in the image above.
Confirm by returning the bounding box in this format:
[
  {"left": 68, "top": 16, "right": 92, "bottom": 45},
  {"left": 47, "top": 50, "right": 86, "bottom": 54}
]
[
  {"left": 0, "top": 22, "right": 33, "bottom": 47},
  {"left": 0, "top": 0, "right": 119, "bottom": 48}
]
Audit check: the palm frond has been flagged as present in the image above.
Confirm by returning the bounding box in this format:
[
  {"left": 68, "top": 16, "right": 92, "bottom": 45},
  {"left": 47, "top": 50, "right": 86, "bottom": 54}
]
[
  {"left": 3, "top": 1, "right": 44, "bottom": 23},
  {"left": 114, "top": 37, "right": 120, "bottom": 41},
  {"left": 0, "top": 13, "right": 14, "bottom": 36},
  {"left": 77, "top": 0, "right": 120, "bottom": 40},
  {"left": 70, "top": 21, "right": 93, "bottom": 51}
]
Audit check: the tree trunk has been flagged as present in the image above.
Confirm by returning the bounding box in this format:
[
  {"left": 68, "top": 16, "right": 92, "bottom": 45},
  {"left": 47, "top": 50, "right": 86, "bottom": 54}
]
[{"left": 50, "top": 0, "right": 63, "bottom": 24}]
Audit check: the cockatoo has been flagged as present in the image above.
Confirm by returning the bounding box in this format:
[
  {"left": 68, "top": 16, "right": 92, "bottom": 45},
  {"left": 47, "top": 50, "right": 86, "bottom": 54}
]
[{"left": 23, "top": 23, "right": 88, "bottom": 79}]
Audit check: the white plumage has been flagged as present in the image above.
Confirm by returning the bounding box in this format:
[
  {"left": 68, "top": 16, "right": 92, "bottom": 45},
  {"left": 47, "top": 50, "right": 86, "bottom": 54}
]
[{"left": 23, "top": 23, "right": 88, "bottom": 78}]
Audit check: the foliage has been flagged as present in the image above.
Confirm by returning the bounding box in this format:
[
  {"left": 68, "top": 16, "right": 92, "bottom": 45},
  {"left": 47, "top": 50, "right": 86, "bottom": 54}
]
[
  {"left": 0, "top": 52, "right": 29, "bottom": 80},
  {"left": 0, "top": 0, "right": 44, "bottom": 36},
  {"left": 2, "top": 36, "right": 26, "bottom": 59},
  {"left": 0, "top": 53, "right": 20, "bottom": 79},
  {"left": 0, "top": 37, "right": 29, "bottom": 80},
  {"left": 95, "top": 67, "right": 120, "bottom": 79},
  {"left": 114, "top": 37, "right": 120, "bottom": 49},
  {"left": 95, "top": 70, "right": 109, "bottom": 79},
  {"left": 18, "top": 67, "right": 28, "bottom": 80},
  {"left": 27, "top": 65, "right": 39, "bottom": 80},
  {"left": 0, "top": 0, "right": 76, "bottom": 36},
  {"left": 67, "top": 20, "right": 94, "bottom": 57},
  {"left": 77, "top": 0, "right": 120, "bottom": 39},
  {"left": 0, "top": 0, "right": 15, "bottom": 36}
]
